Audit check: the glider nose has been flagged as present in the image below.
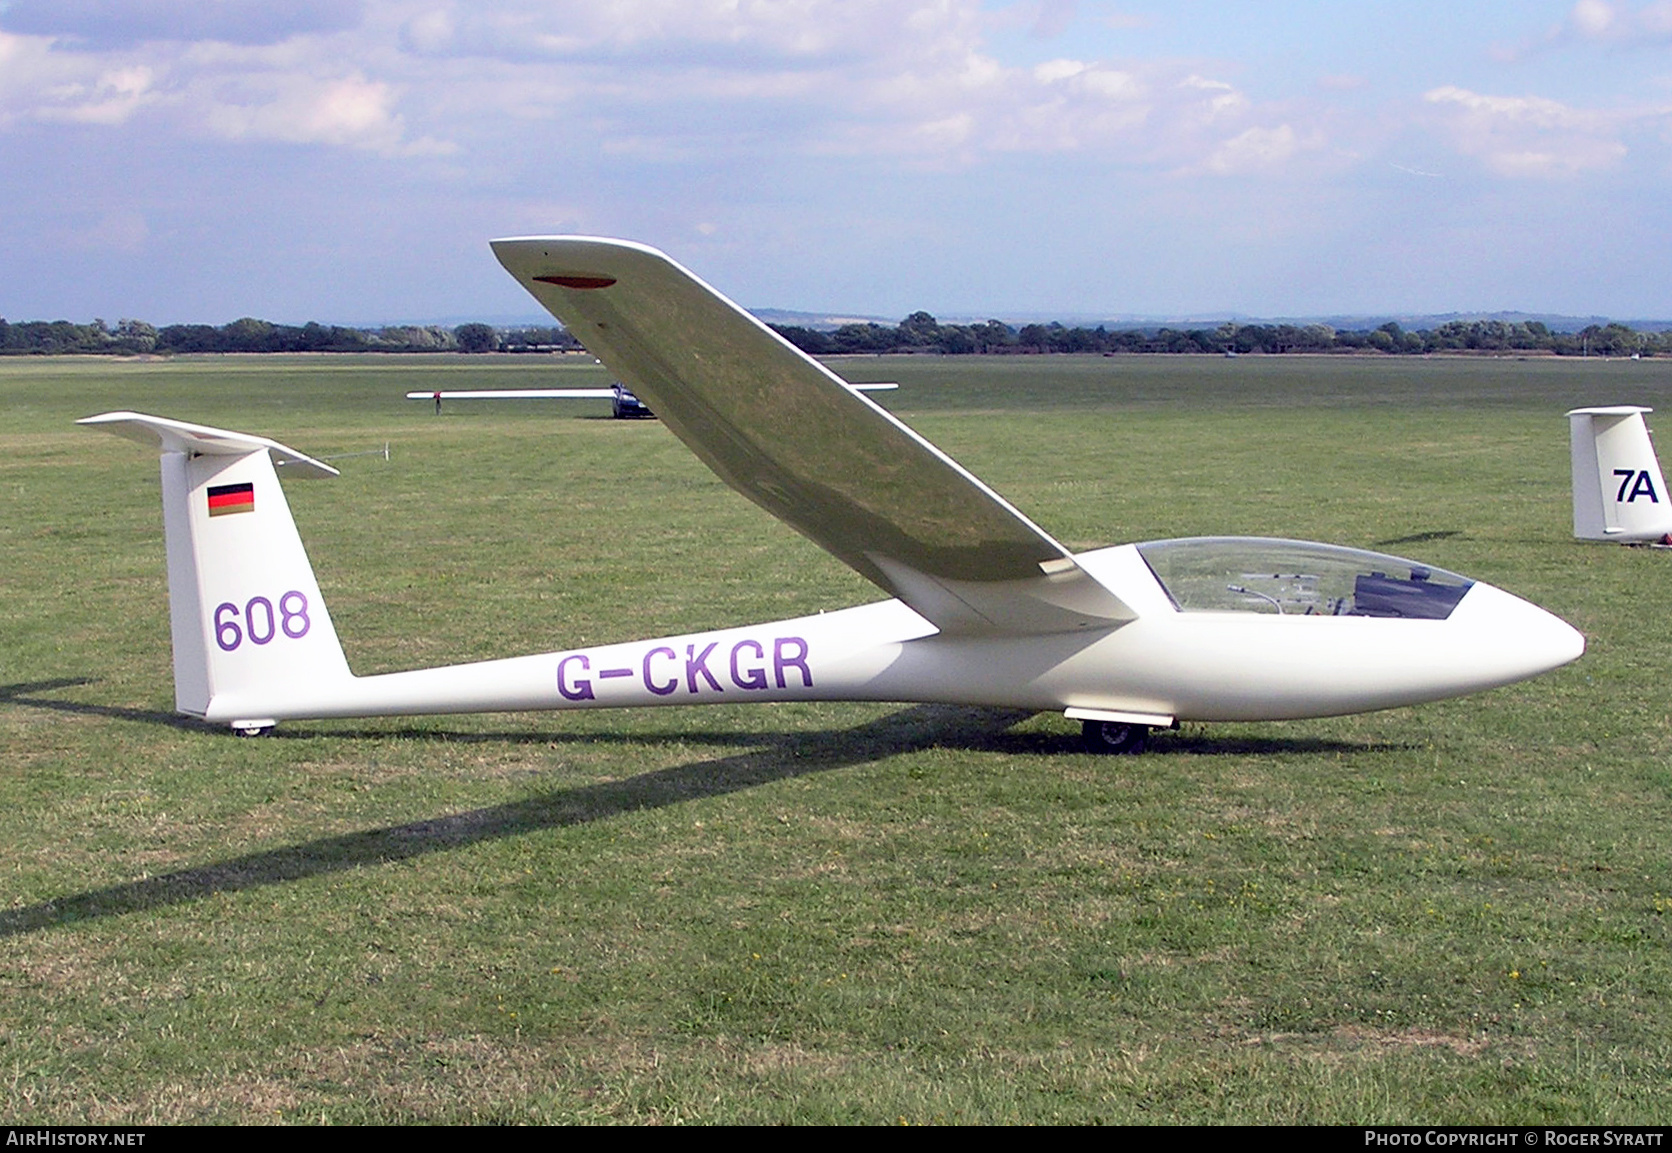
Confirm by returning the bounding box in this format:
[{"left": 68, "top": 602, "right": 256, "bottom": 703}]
[
  {"left": 1519, "top": 599, "right": 1587, "bottom": 672},
  {"left": 1454, "top": 581, "right": 1586, "bottom": 683}
]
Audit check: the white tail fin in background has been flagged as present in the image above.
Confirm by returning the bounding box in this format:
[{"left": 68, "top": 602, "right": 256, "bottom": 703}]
[
  {"left": 1568, "top": 407, "right": 1672, "bottom": 544},
  {"left": 79, "top": 413, "right": 354, "bottom": 728}
]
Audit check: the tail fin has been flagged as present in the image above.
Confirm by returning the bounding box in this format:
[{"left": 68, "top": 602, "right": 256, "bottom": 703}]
[
  {"left": 80, "top": 412, "right": 354, "bottom": 730},
  {"left": 1568, "top": 407, "right": 1672, "bottom": 544}
]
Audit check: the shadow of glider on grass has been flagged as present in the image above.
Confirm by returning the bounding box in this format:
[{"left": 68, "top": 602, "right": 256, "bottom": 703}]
[{"left": 81, "top": 237, "right": 1584, "bottom": 753}]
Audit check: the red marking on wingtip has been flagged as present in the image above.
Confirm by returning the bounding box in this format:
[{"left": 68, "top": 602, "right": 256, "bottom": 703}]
[{"left": 534, "top": 274, "right": 617, "bottom": 290}]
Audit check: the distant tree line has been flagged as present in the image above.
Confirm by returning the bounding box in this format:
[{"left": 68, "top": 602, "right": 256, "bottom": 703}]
[
  {"left": 768, "top": 314, "right": 1670, "bottom": 358},
  {"left": 0, "top": 317, "right": 584, "bottom": 356},
  {"left": 1, "top": 312, "right": 1665, "bottom": 358}
]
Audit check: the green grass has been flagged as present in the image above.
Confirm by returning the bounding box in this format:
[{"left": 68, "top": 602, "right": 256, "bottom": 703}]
[{"left": 2, "top": 352, "right": 1670, "bottom": 1123}]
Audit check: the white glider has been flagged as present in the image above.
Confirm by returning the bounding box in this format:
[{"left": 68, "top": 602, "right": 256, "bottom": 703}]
[
  {"left": 406, "top": 382, "right": 652, "bottom": 418},
  {"left": 405, "top": 389, "right": 619, "bottom": 399},
  {"left": 405, "top": 381, "right": 896, "bottom": 420},
  {"left": 82, "top": 237, "right": 1584, "bottom": 751},
  {"left": 1568, "top": 406, "right": 1672, "bottom": 546}
]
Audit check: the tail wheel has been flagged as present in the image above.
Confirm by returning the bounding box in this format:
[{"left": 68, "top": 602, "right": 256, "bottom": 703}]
[{"left": 1081, "top": 719, "right": 1148, "bottom": 755}]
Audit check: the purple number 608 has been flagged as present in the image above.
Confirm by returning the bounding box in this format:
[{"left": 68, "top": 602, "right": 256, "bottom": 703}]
[{"left": 214, "top": 591, "right": 311, "bottom": 652}]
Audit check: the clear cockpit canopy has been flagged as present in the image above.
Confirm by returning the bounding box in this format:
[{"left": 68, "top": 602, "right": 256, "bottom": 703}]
[{"left": 1135, "top": 537, "right": 1474, "bottom": 619}]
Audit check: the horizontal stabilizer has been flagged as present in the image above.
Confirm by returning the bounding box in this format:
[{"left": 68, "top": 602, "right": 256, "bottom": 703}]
[{"left": 78, "top": 412, "right": 339, "bottom": 479}]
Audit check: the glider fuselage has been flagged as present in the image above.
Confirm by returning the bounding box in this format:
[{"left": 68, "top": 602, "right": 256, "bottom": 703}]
[{"left": 192, "top": 541, "right": 1581, "bottom": 730}]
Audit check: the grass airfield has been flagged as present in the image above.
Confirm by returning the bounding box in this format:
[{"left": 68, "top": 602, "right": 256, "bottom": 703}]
[{"left": 1, "top": 352, "right": 1670, "bottom": 1124}]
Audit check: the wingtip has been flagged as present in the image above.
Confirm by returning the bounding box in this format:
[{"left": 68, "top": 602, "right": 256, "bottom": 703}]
[{"left": 489, "top": 235, "right": 671, "bottom": 261}]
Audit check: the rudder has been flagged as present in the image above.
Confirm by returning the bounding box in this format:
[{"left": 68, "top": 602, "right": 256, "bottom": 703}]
[
  {"left": 1568, "top": 406, "right": 1672, "bottom": 543},
  {"left": 81, "top": 412, "right": 354, "bottom": 730}
]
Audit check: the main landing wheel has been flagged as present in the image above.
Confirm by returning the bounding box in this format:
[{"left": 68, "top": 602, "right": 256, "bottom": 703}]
[{"left": 1081, "top": 720, "right": 1148, "bottom": 755}]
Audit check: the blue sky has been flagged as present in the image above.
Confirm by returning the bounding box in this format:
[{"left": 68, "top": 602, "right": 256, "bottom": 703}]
[{"left": 3, "top": 0, "right": 1670, "bottom": 324}]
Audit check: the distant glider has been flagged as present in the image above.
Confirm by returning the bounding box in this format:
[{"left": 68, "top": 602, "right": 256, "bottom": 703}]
[
  {"left": 1568, "top": 406, "right": 1672, "bottom": 546},
  {"left": 83, "top": 237, "right": 1583, "bottom": 752},
  {"left": 406, "top": 381, "right": 652, "bottom": 418},
  {"left": 407, "top": 380, "right": 897, "bottom": 419}
]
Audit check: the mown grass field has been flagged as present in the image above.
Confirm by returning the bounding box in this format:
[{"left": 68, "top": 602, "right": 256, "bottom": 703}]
[{"left": 1, "top": 352, "right": 1669, "bottom": 1124}]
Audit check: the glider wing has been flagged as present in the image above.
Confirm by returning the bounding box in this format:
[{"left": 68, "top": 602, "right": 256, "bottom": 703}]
[
  {"left": 404, "top": 389, "right": 617, "bottom": 400},
  {"left": 492, "top": 237, "right": 1133, "bottom": 634},
  {"left": 404, "top": 386, "right": 896, "bottom": 400}
]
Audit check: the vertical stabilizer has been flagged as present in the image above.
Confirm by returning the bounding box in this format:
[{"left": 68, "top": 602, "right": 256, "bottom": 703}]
[
  {"left": 1568, "top": 406, "right": 1672, "bottom": 543},
  {"left": 80, "top": 413, "right": 353, "bottom": 727}
]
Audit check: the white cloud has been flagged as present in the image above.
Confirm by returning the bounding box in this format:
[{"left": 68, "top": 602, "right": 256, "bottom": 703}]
[
  {"left": 1178, "top": 74, "right": 1247, "bottom": 122},
  {"left": 1572, "top": 0, "right": 1619, "bottom": 36},
  {"left": 1030, "top": 0, "right": 1078, "bottom": 39},
  {"left": 1199, "top": 124, "right": 1322, "bottom": 175},
  {"left": 1034, "top": 57, "right": 1088, "bottom": 83},
  {"left": 379, "top": 2, "right": 1302, "bottom": 173},
  {"left": 1080, "top": 69, "right": 1139, "bottom": 99},
  {"left": 197, "top": 74, "right": 416, "bottom": 152},
  {"left": 0, "top": 13, "right": 451, "bottom": 155},
  {"left": 0, "top": 30, "right": 81, "bottom": 125},
  {"left": 401, "top": 9, "right": 456, "bottom": 54},
  {"left": 0, "top": 30, "right": 165, "bottom": 128},
  {"left": 1424, "top": 85, "right": 1638, "bottom": 176},
  {"left": 0, "top": 0, "right": 1329, "bottom": 175},
  {"left": 1493, "top": 0, "right": 1672, "bottom": 60},
  {"left": 1564, "top": 0, "right": 1672, "bottom": 41},
  {"left": 397, "top": 0, "right": 987, "bottom": 65},
  {"left": 37, "top": 66, "right": 157, "bottom": 125}
]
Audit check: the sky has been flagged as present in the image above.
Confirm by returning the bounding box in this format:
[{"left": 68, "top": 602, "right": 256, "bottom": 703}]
[{"left": 3, "top": 0, "right": 1672, "bottom": 325}]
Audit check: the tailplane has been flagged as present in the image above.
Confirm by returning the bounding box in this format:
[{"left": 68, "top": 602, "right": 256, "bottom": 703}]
[
  {"left": 80, "top": 413, "right": 354, "bottom": 731},
  {"left": 1568, "top": 407, "right": 1672, "bottom": 544}
]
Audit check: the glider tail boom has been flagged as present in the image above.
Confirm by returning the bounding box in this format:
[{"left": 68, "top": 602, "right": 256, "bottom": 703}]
[{"left": 79, "top": 412, "right": 354, "bottom": 731}]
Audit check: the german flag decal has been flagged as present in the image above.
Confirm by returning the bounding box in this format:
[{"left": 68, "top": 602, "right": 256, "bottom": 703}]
[{"left": 207, "top": 482, "right": 255, "bottom": 517}]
